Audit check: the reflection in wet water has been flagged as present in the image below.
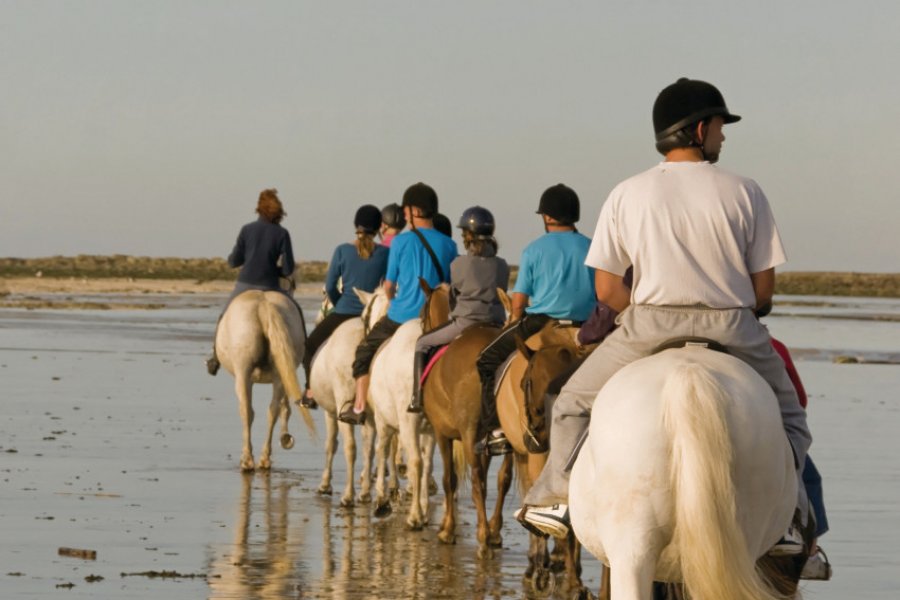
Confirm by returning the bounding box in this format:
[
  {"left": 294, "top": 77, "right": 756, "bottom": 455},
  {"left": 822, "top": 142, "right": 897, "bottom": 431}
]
[{"left": 206, "top": 471, "right": 556, "bottom": 599}]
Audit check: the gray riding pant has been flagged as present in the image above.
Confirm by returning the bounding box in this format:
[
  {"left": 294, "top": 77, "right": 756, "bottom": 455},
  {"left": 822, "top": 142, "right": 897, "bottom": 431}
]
[
  {"left": 415, "top": 317, "right": 485, "bottom": 355},
  {"left": 524, "top": 304, "right": 811, "bottom": 519}
]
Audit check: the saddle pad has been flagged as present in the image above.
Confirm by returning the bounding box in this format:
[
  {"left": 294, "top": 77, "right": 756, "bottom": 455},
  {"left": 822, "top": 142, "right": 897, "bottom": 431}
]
[{"left": 420, "top": 345, "right": 450, "bottom": 385}]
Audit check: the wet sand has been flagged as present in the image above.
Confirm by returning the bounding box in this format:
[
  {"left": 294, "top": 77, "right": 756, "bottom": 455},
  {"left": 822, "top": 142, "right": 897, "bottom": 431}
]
[{"left": 1, "top": 293, "right": 898, "bottom": 598}]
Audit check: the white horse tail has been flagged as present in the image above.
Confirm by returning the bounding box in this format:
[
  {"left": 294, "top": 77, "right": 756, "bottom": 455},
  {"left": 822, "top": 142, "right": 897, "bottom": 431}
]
[
  {"left": 258, "top": 299, "right": 315, "bottom": 437},
  {"left": 661, "top": 361, "right": 784, "bottom": 600}
]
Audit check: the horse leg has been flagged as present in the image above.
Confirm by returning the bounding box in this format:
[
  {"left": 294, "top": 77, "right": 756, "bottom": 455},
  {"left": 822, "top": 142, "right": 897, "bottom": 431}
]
[
  {"left": 358, "top": 419, "right": 375, "bottom": 504},
  {"left": 436, "top": 435, "right": 457, "bottom": 544},
  {"left": 419, "top": 429, "right": 435, "bottom": 522},
  {"left": 373, "top": 421, "right": 393, "bottom": 518},
  {"left": 258, "top": 379, "right": 284, "bottom": 470},
  {"left": 318, "top": 411, "right": 338, "bottom": 496},
  {"left": 462, "top": 431, "right": 491, "bottom": 558},
  {"left": 562, "top": 531, "right": 586, "bottom": 595},
  {"left": 608, "top": 553, "right": 656, "bottom": 600},
  {"left": 235, "top": 372, "right": 255, "bottom": 471},
  {"left": 487, "top": 452, "right": 514, "bottom": 548},
  {"left": 339, "top": 419, "right": 357, "bottom": 507},
  {"left": 400, "top": 416, "right": 424, "bottom": 530}
]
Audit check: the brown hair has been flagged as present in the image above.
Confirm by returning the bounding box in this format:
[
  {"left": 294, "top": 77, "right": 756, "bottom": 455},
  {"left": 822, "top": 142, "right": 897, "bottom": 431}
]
[
  {"left": 354, "top": 230, "right": 376, "bottom": 259},
  {"left": 463, "top": 230, "right": 497, "bottom": 257},
  {"left": 256, "top": 188, "right": 286, "bottom": 224}
]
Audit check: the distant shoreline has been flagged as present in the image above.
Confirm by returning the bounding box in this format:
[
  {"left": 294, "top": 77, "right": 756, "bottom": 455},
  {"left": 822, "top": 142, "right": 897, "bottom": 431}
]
[{"left": 1, "top": 255, "right": 898, "bottom": 298}]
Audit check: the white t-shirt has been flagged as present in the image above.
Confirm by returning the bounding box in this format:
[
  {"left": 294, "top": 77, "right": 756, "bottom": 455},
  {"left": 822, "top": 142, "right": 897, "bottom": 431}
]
[{"left": 586, "top": 161, "right": 786, "bottom": 308}]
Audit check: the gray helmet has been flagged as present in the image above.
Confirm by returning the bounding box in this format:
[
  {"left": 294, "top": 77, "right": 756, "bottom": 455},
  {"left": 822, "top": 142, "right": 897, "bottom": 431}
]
[
  {"left": 457, "top": 206, "right": 495, "bottom": 236},
  {"left": 381, "top": 203, "right": 406, "bottom": 229}
]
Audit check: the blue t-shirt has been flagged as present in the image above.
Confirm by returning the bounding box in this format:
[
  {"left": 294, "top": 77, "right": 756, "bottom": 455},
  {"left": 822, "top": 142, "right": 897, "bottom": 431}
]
[
  {"left": 513, "top": 231, "right": 595, "bottom": 321},
  {"left": 325, "top": 243, "right": 389, "bottom": 315},
  {"left": 386, "top": 228, "right": 458, "bottom": 323}
]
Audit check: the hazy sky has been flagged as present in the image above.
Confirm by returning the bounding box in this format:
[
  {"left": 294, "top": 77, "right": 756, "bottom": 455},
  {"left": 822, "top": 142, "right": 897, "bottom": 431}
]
[{"left": 2, "top": 1, "right": 898, "bottom": 272}]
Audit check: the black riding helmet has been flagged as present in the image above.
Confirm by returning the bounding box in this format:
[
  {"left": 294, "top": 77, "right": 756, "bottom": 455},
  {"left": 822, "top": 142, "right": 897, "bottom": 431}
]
[
  {"left": 537, "top": 184, "right": 580, "bottom": 225},
  {"left": 653, "top": 78, "right": 741, "bottom": 153},
  {"left": 433, "top": 213, "right": 453, "bottom": 237},
  {"left": 457, "top": 206, "right": 495, "bottom": 236},
  {"left": 354, "top": 204, "right": 382, "bottom": 234},
  {"left": 401, "top": 182, "right": 438, "bottom": 219},
  {"left": 380, "top": 203, "right": 406, "bottom": 230}
]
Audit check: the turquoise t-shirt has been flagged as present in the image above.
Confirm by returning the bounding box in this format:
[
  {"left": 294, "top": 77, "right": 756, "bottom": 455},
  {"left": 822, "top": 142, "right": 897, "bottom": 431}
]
[
  {"left": 512, "top": 231, "right": 595, "bottom": 321},
  {"left": 386, "top": 228, "right": 458, "bottom": 323}
]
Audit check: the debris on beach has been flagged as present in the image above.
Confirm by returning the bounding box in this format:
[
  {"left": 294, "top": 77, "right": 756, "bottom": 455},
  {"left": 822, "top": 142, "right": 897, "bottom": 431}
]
[
  {"left": 84, "top": 574, "right": 104, "bottom": 583},
  {"left": 120, "top": 570, "right": 219, "bottom": 580},
  {"left": 58, "top": 547, "right": 97, "bottom": 560}
]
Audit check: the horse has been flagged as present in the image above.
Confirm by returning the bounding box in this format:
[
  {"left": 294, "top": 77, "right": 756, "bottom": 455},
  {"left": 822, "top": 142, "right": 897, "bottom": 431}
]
[
  {"left": 214, "top": 290, "right": 315, "bottom": 471},
  {"left": 309, "top": 287, "right": 391, "bottom": 506},
  {"left": 421, "top": 289, "right": 514, "bottom": 558},
  {"left": 369, "top": 281, "right": 450, "bottom": 529},
  {"left": 495, "top": 321, "right": 592, "bottom": 596},
  {"left": 569, "top": 346, "right": 803, "bottom": 600}
]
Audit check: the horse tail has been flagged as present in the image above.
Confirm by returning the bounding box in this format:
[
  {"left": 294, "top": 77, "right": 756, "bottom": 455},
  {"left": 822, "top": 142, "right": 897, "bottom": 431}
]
[
  {"left": 661, "top": 361, "right": 785, "bottom": 600},
  {"left": 258, "top": 299, "right": 316, "bottom": 437},
  {"left": 452, "top": 440, "right": 469, "bottom": 486}
]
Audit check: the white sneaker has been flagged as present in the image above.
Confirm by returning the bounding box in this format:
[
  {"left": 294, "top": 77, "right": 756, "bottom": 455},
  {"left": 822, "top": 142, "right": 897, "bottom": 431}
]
[
  {"left": 518, "top": 504, "right": 570, "bottom": 539},
  {"left": 801, "top": 548, "right": 833, "bottom": 580},
  {"left": 769, "top": 523, "right": 804, "bottom": 556}
]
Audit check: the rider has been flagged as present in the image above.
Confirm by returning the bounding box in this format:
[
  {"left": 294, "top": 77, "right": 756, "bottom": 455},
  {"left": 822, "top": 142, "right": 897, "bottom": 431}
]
[
  {"left": 407, "top": 206, "right": 510, "bottom": 413},
  {"left": 380, "top": 203, "right": 406, "bottom": 247},
  {"left": 474, "top": 184, "right": 595, "bottom": 455},
  {"left": 338, "top": 182, "right": 458, "bottom": 425},
  {"left": 516, "top": 79, "right": 812, "bottom": 548},
  {"left": 300, "top": 204, "right": 389, "bottom": 408},
  {"left": 206, "top": 188, "right": 299, "bottom": 376},
  {"left": 433, "top": 213, "right": 453, "bottom": 238}
]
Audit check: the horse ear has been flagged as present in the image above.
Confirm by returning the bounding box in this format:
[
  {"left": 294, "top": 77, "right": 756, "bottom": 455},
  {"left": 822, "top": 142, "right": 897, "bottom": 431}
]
[
  {"left": 419, "top": 277, "right": 433, "bottom": 295},
  {"left": 514, "top": 334, "right": 534, "bottom": 360},
  {"left": 354, "top": 287, "right": 372, "bottom": 305},
  {"left": 497, "top": 288, "right": 512, "bottom": 321}
]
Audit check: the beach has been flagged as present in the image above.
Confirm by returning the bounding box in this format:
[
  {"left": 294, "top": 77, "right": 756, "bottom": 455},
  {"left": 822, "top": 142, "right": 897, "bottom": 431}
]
[{"left": 1, "top": 287, "right": 898, "bottom": 598}]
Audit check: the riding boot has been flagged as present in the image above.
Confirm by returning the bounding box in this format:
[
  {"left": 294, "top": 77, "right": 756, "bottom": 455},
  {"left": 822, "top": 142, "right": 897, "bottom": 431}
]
[
  {"left": 475, "top": 374, "right": 511, "bottom": 455},
  {"left": 407, "top": 351, "right": 427, "bottom": 413}
]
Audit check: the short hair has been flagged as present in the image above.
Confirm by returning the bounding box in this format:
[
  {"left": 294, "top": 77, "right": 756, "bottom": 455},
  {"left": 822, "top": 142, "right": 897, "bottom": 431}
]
[{"left": 257, "top": 188, "right": 285, "bottom": 224}]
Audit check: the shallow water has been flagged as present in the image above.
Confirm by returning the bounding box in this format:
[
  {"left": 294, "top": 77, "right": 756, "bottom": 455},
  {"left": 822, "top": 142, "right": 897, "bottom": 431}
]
[{"left": 1, "top": 294, "right": 898, "bottom": 598}]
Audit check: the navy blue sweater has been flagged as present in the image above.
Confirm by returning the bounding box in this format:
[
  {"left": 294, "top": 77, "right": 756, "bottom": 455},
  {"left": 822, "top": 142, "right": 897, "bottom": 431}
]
[
  {"left": 325, "top": 243, "right": 389, "bottom": 315},
  {"left": 228, "top": 218, "right": 295, "bottom": 288}
]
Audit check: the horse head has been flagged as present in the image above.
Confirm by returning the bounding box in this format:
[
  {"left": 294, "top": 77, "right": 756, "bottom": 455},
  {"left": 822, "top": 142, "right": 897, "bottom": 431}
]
[
  {"left": 355, "top": 286, "right": 390, "bottom": 335},
  {"left": 419, "top": 278, "right": 450, "bottom": 333}
]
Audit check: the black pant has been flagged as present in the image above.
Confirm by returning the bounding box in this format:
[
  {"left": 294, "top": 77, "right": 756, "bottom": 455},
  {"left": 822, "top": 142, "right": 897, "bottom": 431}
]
[
  {"left": 351, "top": 317, "right": 401, "bottom": 379},
  {"left": 303, "top": 311, "right": 357, "bottom": 387},
  {"left": 476, "top": 313, "right": 552, "bottom": 384}
]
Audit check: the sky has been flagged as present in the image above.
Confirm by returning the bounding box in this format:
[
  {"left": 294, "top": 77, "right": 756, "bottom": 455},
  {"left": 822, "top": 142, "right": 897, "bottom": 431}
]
[{"left": 2, "top": 1, "right": 898, "bottom": 272}]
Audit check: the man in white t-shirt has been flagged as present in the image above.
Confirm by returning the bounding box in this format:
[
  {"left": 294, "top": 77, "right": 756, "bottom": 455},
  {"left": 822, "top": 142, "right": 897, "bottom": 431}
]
[{"left": 516, "top": 78, "right": 812, "bottom": 552}]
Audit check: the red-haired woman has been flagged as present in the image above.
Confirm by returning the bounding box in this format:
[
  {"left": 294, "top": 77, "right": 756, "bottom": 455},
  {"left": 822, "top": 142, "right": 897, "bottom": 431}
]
[{"left": 206, "top": 188, "right": 301, "bottom": 375}]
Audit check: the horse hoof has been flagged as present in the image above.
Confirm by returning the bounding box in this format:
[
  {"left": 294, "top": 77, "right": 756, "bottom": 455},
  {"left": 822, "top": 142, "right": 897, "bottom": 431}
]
[
  {"left": 437, "top": 530, "right": 456, "bottom": 545},
  {"left": 316, "top": 485, "right": 333, "bottom": 496},
  {"left": 389, "top": 487, "right": 401, "bottom": 502},
  {"left": 477, "top": 545, "right": 494, "bottom": 560},
  {"left": 488, "top": 533, "right": 503, "bottom": 548},
  {"left": 530, "top": 567, "right": 556, "bottom": 598},
  {"left": 406, "top": 518, "right": 423, "bottom": 531},
  {"left": 374, "top": 502, "right": 392, "bottom": 518},
  {"left": 571, "top": 587, "right": 594, "bottom": 600},
  {"left": 257, "top": 460, "right": 272, "bottom": 471},
  {"left": 240, "top": 459, "right": 255, "bottom": 472},
  {"left": 280, "top": 433, "right": 295, "bottom": 450},
  {"left": 340, "top": 496, "right": 355, "bottom": 508},
  {"left": 358, "top": 492, "right": 372, "bottom": 504}
]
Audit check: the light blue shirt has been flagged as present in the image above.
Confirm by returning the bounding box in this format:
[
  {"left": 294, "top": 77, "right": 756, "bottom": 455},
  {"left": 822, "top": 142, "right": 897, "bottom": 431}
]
[
  {"left": 513, "top": 231, "right": 595, "bottom": 321},
  {"left": 386, "top": 228, "right": 458, "bottom": 323}
]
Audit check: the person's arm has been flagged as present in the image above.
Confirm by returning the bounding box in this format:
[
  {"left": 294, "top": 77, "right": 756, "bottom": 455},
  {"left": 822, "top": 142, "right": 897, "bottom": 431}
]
[
  {"left": 750, "top": 267, "right": 775, "bottom": 313},
  {"left": 280, "top": 231, "right": 296, "bottom": 278},
  {"left": 324, "top": 247, "right": 342, "bottom": 306},
  {"left": 383, "top": 279, "right": 396, "bottom": 300},
  {"left": 511, "top": 292, "right": 528, "bottom": 321},
  {"left": 227, "top": 229, "right": 246, "bottom": 268},
  {"left": 595, "top": 269, "right": 630, "bottom": 313}
]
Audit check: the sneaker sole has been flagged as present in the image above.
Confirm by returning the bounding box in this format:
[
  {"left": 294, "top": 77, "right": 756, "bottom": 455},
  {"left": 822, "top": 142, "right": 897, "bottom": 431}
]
[{"left": 523, "top": 514, "right": 570, "bottom": 539}]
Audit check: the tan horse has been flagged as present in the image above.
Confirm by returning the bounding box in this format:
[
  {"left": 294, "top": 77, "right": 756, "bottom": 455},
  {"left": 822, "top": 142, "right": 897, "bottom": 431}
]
[
  {"left": 215, "top": 290, "right": 315, "bottom": 471},
  {"left": 495, "top": 322, "right": 593, "bottom": 596},
  {"left": 421, "top": 290, "right": 514, "bottom": 558}
]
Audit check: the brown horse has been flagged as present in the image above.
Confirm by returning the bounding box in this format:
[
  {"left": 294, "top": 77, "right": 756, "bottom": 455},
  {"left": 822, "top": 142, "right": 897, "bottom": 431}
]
[
  {"left": 420, "top": 289, "right": 514, "bottom": 558},
  {"left": 495, "top": 321, "right": 594, "bottom": 597}
]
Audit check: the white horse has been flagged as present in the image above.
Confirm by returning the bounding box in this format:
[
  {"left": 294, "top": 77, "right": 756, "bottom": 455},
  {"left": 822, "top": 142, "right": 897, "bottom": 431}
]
[
  {"left": 215, "top": 290, "right": 315, "bottom": 471},
  {"left": 309, "top": 288, "right": 390, "bottom": 506},
  {"left": 569, "top": 346, "right": 798, "bottom": 600}
]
